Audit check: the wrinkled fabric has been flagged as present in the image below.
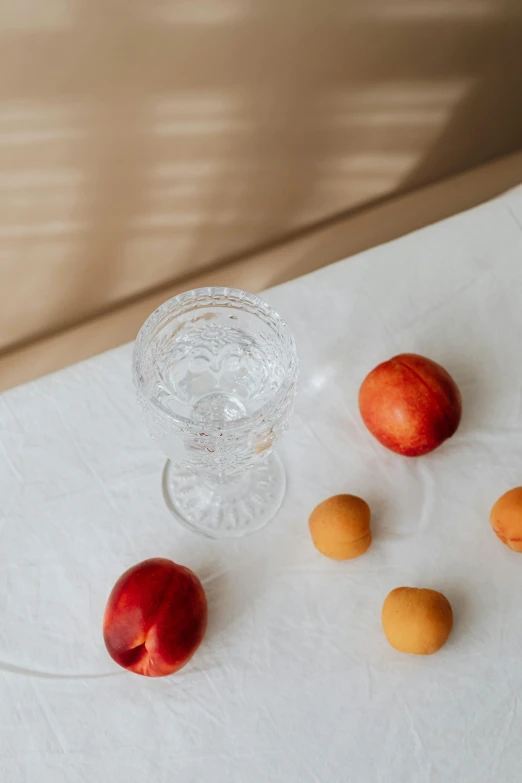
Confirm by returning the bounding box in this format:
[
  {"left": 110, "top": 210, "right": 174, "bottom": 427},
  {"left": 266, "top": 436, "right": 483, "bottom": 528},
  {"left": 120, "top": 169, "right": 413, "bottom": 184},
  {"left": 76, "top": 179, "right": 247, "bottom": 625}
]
[{"left": 1, "top": 187, "right": 522, "bottom": 781}]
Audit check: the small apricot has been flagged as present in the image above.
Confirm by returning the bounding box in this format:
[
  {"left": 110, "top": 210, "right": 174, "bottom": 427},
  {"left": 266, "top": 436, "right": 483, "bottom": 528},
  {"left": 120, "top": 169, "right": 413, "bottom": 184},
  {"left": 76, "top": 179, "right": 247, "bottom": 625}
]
[
  {"left": 309, "top": 494, "right": 371, "bottom": 560},
  {"left": 382, "top": 587, "right": 453, "bottom": 655},
  {"left": 490, "top": 487, "right": 522, "bottom": 552}
]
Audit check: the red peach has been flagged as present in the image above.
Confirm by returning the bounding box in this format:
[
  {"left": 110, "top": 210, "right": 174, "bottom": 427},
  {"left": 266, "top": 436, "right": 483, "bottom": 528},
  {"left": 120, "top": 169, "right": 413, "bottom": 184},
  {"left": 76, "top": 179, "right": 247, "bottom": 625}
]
[
  {"left": 103, "top": 558, "right": 207, "bottom": 677},
  {"left": 358, "top": 353, "right": 462, "bottom": 457}
]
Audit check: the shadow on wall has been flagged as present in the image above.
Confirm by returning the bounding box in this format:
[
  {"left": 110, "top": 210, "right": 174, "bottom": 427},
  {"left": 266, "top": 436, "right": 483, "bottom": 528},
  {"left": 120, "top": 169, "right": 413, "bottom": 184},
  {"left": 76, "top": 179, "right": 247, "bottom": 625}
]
[{"left": 0, "top": 0, "right": 521, "bottom": 352}]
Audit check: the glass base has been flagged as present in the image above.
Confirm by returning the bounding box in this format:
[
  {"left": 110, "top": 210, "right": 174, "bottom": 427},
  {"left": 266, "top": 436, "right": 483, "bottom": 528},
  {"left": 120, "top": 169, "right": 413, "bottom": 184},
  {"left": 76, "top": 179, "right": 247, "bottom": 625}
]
[{"left": 162, "top": 453, "right": 287, "bottom": 538}]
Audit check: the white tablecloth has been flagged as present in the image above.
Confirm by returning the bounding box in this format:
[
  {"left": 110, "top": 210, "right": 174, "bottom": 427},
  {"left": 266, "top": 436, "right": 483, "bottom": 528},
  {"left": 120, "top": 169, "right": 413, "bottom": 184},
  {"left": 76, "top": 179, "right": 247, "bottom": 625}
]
[{"left": 2, "top": 186, "right": 522, "bottom": 782}]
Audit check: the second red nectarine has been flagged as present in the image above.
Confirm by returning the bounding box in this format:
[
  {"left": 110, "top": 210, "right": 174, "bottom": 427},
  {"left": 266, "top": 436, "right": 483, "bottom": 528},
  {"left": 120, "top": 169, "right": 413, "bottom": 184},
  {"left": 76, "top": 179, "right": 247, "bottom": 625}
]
[{"left": 103, "top": 558, "right": 207, "bottom": 677}]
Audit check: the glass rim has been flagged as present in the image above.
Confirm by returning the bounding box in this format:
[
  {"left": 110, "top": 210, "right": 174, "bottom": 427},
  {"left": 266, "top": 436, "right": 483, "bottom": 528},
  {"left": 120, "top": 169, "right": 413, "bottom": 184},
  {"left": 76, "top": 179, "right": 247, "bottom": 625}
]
[{"left": 132, "top": 286, "right": 298, "bottom": 431}]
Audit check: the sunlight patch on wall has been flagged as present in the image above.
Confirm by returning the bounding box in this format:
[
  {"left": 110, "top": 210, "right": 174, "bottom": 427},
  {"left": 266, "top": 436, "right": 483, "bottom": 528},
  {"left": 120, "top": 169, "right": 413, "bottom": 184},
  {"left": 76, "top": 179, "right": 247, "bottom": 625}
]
[
  {"left": 332, "top": 109, "right": 449, "bottom": 127},
  {"left": 149, "top": 92, "right": 245, "bottom": 137},
  {"left": 0, "top": 101, "right": 89, "bottom": 146},
  {"left": 150, "top": 162, "right": 226, "bottom": 181},
  {"left": 323, "top": 80, "right": 472, "bottom": 113},
  {"left": 0, "top": 169, "right": 85, "bottom": 189},
  {"left": 135, "top": 0, "right": 250, "bottom": 24},
  {"left": 0, "top": 0, "right": 76, "bottom": 30},
  {"left": 0, "top": 170, "right": 85, "bottom": 237},
  {"left": 0, "top": 100, "right": 89, "bottom": 342},
  {"left": 322, "top": 78, "right": 474, "bottom": 143},
  {"left": 323, "top": 153, "right": 417, "bottom": 176},
  {"left": 0, "top": 221, "right": 84, "bottom": 239},
  {"left": 0, "top": 101, "right": 90, "bottom": 245},
  {"left": 293, "top": 152, "right": 421, "bottom": 226},
  {"left": 142, "top": 161, "right": 249, "bottom": 217}
]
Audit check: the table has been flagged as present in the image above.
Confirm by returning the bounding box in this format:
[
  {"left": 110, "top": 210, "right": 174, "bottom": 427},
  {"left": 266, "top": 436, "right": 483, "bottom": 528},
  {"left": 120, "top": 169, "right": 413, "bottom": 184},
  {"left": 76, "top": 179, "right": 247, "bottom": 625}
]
[{"left": 2, "top": 185, "right": 522, "bottom": 782}]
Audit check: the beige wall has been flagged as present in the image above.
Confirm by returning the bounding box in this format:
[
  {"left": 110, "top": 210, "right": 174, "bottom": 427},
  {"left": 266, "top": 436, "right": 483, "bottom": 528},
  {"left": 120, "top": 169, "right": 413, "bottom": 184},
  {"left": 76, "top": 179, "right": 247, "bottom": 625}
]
[{"left": 1, "top": 0, "right": 521, "bottom": 353}]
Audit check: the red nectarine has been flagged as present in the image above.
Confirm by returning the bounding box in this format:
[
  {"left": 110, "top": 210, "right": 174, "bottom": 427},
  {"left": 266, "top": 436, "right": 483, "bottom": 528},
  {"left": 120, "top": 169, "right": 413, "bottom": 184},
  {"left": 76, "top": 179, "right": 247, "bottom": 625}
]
[
  {"left": 103, "top": 558, "right": 207, "bottom": 677},
  {"left": 359, "top": 353, "right": 462, "bottom": 457}
]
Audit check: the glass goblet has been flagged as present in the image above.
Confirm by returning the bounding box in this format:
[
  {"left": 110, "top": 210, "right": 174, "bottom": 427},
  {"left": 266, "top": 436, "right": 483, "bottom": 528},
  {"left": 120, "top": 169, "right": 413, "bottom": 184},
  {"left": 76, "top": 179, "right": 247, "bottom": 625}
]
[{"left": 133, "top": 287, "right": 298, "bottom": 538}]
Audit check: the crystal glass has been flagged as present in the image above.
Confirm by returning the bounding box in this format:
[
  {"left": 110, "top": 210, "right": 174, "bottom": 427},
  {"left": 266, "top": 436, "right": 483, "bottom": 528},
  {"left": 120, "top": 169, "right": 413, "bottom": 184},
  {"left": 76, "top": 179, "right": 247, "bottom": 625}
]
[{"left": 133, "top": 287, "right": 298, "bottom": 538}]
